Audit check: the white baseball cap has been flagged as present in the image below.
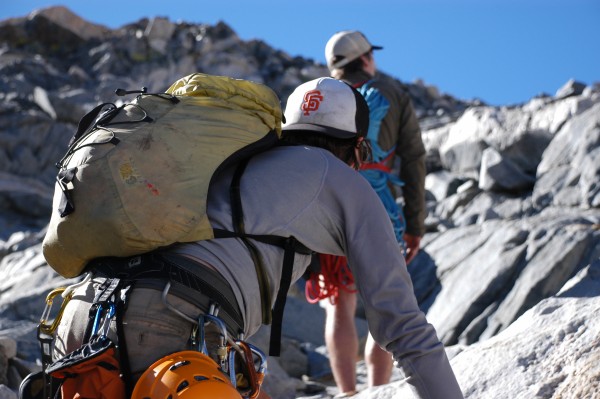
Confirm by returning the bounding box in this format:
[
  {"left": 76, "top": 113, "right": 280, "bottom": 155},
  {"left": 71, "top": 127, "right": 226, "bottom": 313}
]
[
  {"left": 325, "top": 30, "right": 383, "bottom": 70},
  {"left": 282, "top": 77, "right": 369, "bottom": 139}
]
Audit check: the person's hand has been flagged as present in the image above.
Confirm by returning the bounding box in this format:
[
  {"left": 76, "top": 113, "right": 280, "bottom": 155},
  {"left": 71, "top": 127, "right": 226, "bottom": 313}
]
[{"left": 403, "top": 234, "right": 421, "bottom": 264}]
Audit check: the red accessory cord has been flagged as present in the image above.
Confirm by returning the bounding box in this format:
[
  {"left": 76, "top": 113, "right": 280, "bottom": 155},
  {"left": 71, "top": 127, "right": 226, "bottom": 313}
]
[{"left": 305, "top": 254, "right": 357, "bottom": 305}]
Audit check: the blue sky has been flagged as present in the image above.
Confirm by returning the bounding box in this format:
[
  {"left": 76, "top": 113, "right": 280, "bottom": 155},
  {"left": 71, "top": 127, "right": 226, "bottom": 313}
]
[{"left": 1, "top": 0, "right": 598, "bottom": 106}]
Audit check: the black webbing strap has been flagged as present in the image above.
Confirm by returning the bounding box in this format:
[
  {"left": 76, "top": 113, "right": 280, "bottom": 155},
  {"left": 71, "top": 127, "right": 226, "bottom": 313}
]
[
  {"left": 38, "top": 327, "right": 55, "bottom": 399},
  {"left": 224, "top": 158, "right": 314, "bottom": 356},
  {"left": 213, "top": 229, "right": 311, "bottom": 355},
  {"left": 230, "top": 158, "right": 273, "bottom": 325},
  {"left": 68, "top": 102, "right": 116, "bottom": 147},
  {"left": 268, "top": 236, "right": 298, "bottom": 356},
  {"left": 114, "top": 285, "right": 133, "bottom": 398}
]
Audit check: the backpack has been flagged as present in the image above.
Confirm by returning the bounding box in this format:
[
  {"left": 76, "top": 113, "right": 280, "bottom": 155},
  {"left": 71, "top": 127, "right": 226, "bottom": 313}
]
[
  {"left": 355, "top": 80, "right": 407, "bottom": 249},
  {"left": 42, "top": 73, "right": 306, "bottom": 356},
  {"left": 42, "top": 73, "right": 283, "bottom": 278}
]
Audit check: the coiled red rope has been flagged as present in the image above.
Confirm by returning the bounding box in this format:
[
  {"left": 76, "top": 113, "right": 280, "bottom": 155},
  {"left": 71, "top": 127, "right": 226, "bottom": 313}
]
[{"left": 305, "top": 254, "right": 357, "bottom": 305}]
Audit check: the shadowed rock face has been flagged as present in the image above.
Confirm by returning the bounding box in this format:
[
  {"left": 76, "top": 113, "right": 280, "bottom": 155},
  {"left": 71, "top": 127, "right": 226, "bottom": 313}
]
[{"left": 0, "top": 6, "right": 599, "bottom": 399}]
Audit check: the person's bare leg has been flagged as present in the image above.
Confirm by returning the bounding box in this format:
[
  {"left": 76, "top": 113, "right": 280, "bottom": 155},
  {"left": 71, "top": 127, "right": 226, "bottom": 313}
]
[
  {"left": 364, "top": 332, "right": 393, "bottom": 386},
  {"left": 323, "top": 290, "right": 358, "bottom": 394}
]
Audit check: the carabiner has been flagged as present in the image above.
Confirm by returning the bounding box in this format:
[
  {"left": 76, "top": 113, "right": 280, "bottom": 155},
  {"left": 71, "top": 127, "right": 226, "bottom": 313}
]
[
  {"left": 90, "top": 302, "right": 116, "bottom": 337},
  {"left": 39, "top": 287, "right": 73, "bottom": 336},
  {"left": 246, "top": 342, "right": 268, "bottom": 376},
  {"left": 197, "top": 313, "right": 229, "bottom": 373},
  {"left": 229, "top": 341, "right": 268, "bottom": 399}
]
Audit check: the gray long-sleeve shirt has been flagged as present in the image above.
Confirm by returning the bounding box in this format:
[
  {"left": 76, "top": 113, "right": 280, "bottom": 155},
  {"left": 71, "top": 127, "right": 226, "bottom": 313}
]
[{"left": 169, "top": 145, "right": 463, "bottom": 398}]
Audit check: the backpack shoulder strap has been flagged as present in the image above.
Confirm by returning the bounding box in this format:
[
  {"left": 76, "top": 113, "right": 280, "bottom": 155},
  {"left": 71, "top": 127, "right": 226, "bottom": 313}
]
[
  {"left": 216, "top": 158, "right": 313, "bottom": 356},
  {"left": 229, "top": 158, "right": 273, "bottom": 325}
]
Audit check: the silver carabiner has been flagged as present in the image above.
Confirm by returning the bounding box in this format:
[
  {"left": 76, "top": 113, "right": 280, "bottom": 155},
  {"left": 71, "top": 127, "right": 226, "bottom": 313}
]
[
  {"left": 246, "top": 342, "right": 268, "bottom": 375},
  {"left": 197, "top": 313, "right": 230, "bottom": 374}
]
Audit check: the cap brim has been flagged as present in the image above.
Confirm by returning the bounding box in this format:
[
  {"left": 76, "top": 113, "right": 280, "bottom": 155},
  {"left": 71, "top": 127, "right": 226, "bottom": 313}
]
[
  {"left": 282, "top": 123, "right": 357, "bottom": 139},
  {"left": 372, "top": 45, "right": 383, "bottom": 50}
]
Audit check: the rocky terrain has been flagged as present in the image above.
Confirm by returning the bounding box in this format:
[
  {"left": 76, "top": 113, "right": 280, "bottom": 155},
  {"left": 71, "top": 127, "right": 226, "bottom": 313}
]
[{"left": 0, "top": 6, "right": 598, "bottom": 399}]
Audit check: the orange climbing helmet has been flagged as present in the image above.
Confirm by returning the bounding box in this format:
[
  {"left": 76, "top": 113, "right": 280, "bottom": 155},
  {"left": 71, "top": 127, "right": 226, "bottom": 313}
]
[{"left": 131, "top": 351, "right": 241, "bottom": 399}]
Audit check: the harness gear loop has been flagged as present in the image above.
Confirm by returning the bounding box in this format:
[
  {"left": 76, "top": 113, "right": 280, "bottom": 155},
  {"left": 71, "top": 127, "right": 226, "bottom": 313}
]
[
  {"left": 185, "top": 311, "right": 268, "bottom": 396},
  {"left": 161, "top": 281, "right": 199, "bottom": 324},
  {"left": 37, "top": 326, "right": 56, "bottom": 399}
]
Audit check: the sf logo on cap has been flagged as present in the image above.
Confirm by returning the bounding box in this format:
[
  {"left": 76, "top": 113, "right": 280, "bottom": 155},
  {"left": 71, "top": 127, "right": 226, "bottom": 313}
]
[{"left": 301, "top": 90, "right": 324, "bottom": 115}]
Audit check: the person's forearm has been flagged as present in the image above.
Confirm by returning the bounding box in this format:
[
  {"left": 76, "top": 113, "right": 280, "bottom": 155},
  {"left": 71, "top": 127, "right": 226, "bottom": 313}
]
[{"left": 397, "top": 346, "right": 464, "bottom": 399}]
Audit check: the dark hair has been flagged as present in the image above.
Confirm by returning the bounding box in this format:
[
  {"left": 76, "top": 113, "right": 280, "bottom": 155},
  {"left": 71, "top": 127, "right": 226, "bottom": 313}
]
[
  {"left": 340, "top": 51, "right": 372, "bottom": 74},
  {"left": 280, "top": 131, "right": 371, "bottom": 170}
]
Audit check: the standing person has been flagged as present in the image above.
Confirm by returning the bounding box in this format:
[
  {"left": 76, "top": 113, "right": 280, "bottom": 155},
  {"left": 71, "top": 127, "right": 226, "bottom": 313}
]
[
  {"left": 307, "top": 30, "right": 427, "bottom": 396},
  {"left": 50, "top": 77, "right": 461, "bottom": 399}
]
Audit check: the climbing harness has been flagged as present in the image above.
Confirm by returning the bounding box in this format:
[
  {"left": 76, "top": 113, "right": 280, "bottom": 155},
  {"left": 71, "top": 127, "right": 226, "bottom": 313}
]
[{"left": 28, "top": 273, "right": 269, "bottom": 399}]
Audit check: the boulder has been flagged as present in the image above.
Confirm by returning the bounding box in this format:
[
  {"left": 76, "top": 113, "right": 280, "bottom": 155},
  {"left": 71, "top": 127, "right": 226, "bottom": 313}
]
[
  {"left": 356, "top": 261, "right": 600, "bottom": 399},
  {"left": 554, "top": 78, "right": 587, "bottom": 99},
  {"left": 533, "top": 101, "right": 600, "bottom": 209},
  {"left": 425, "top": 170, "right": 465, "bottom": 201},
  {"left": 452, "top": 262, "right": 600, "bottom": 399},
  {"left": 478, "top": 146, "right": 536, "bottom": 193}
]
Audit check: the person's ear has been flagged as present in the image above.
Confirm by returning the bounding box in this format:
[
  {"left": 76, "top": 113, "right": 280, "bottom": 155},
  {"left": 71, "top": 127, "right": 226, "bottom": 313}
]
[{"left": 360, "top": 54, "right": 370, "bottom": 68}]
